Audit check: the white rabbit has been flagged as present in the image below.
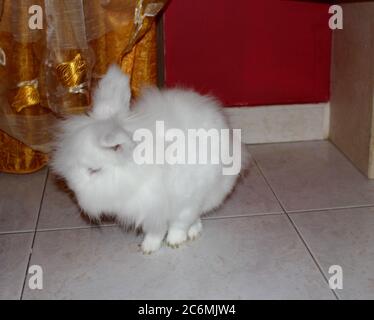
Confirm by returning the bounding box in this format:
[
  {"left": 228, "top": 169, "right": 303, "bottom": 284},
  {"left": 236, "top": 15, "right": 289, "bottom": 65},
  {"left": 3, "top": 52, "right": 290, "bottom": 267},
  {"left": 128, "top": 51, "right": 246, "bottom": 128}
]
[{"left": 52, "top": 64, "right": 249, "bottom": 253}]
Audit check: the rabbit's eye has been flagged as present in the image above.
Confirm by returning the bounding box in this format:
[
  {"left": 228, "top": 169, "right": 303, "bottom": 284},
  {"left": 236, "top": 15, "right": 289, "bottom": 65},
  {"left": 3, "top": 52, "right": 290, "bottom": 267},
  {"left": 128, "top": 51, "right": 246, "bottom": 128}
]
[
  {"left": 110, "top": 144, "right": 121, "bottom": 151},
  {"left": 88, "top": 168, "right": 101, "bottom": 175}
]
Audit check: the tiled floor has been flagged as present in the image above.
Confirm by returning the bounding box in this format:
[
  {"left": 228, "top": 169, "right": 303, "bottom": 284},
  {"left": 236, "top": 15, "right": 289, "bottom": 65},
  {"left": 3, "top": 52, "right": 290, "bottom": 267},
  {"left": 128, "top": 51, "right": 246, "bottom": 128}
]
[{"left": 1, "top": 141, "right": 374, "bottom": 299}]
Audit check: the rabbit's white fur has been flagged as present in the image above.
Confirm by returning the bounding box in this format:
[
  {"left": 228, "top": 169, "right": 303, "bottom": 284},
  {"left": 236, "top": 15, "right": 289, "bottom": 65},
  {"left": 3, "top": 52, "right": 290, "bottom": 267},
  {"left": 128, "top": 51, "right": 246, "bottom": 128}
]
[{"left": 52, "top": 64, "right": 248, "bottom": 253}]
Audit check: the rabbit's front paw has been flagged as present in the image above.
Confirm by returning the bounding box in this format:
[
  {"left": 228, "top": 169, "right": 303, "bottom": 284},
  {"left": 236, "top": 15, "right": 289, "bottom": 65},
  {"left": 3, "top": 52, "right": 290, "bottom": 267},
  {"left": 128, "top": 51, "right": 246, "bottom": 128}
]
[
  {"left": 188, "top": 219, "right": 203, "bottom": 240},
  {"left": 141, "top": 234, "right": 163, "bottom": 254},
  {"left": 166, "top": 229, "right": 187, "bottom": 249}
]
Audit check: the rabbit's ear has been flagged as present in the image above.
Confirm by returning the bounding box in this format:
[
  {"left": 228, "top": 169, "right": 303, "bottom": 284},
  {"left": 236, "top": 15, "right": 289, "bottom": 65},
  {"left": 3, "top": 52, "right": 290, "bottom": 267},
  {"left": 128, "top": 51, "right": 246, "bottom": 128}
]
[
  {"left": 91, "top": 64, "right": 131, "bottom": 119},
  {"left": 99, "top": 127, "right": 134, "bottom": 149}
]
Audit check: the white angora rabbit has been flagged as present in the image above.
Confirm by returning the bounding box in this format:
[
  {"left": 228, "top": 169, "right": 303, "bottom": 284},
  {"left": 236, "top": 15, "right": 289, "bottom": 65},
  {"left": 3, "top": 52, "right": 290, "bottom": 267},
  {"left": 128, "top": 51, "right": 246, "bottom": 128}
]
[{"left": 52, "top": 64, "right": 248, "bottom": 253}]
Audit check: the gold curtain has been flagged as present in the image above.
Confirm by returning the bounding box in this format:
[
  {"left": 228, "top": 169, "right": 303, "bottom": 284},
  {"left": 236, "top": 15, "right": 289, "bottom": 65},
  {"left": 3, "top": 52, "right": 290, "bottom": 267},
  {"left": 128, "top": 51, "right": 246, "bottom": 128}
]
[{"left": 0, "top": 0, "right": 166, "bottom": 173}]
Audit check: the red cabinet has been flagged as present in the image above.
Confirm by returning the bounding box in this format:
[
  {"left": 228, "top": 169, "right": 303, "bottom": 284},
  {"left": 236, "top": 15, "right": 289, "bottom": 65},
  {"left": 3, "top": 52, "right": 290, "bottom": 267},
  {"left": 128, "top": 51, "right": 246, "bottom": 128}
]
[{"left": 164, "top": 0, "right": 332, "bottom": 107}]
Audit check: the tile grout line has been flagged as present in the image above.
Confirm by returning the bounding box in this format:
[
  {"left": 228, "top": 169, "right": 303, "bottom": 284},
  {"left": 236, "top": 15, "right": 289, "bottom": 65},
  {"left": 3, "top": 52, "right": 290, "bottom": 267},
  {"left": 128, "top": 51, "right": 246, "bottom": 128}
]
[
  {"left": 285, "top": 214, "right": 341, "bottom": 300},
  {"left": 20, "top": 168, "right": 50, "bottom": 300},
  {"left": 252, "top": 158, "right": 340, "bottom": 300},
  {"left": 287, "top": 203, "right": 374, "bottom": 215},
  {"left": 3, "top": 202, "right": 374, "bottom": 236},
  {"left": 0, "top": 230, "right": 36, "bottom": 236},
  {"left": 8, "top": 201, "right": 374, "bottom": 236},
  {"left": 31, "top": 212, "right": 284, "bottom": 234},
  {"left": 4, "top": 202, "right": 374, "bottom": 236}
]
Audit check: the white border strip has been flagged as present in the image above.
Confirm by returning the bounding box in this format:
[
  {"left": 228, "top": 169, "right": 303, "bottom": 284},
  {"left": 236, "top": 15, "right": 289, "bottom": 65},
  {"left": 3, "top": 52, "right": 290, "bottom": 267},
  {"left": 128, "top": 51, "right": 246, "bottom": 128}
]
[{"left": 224, "top": 103, "right": 330, "bottom": 144}]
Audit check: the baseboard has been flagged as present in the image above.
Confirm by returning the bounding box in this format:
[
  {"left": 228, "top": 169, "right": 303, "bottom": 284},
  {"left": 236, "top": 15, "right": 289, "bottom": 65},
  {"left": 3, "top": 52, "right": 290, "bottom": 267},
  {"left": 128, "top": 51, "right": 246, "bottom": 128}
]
[{"left": 224, "top": 103, "right": 330, "bottom": 144}]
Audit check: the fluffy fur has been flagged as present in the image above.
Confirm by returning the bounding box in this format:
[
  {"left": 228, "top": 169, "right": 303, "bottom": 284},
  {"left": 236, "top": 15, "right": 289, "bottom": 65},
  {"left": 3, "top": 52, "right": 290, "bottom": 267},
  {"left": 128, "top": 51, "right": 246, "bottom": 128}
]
[{"left": 52, "top": 64, "right": 249, "bottom": 253}]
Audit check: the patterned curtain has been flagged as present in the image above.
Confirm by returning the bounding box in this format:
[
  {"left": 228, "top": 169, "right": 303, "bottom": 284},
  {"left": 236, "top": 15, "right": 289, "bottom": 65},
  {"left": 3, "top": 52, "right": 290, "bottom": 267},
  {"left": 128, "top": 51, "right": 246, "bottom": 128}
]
[{"left": 0, "top": 0, "right": 166, "bottom": 173}]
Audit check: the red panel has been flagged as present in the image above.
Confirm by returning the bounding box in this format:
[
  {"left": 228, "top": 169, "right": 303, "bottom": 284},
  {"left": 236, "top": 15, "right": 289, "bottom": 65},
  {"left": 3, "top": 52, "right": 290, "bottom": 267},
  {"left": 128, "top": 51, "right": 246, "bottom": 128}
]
[{"left": 164, "top": 0, "right": 332, "bottom": 107}]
